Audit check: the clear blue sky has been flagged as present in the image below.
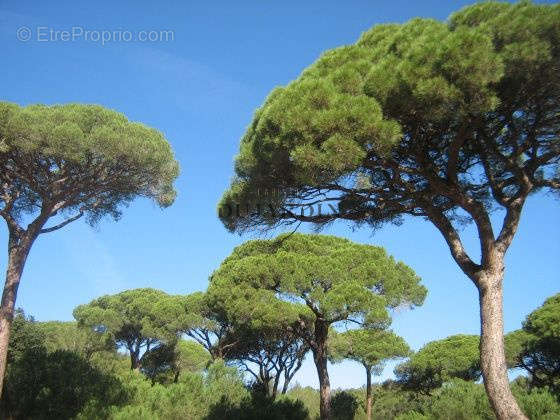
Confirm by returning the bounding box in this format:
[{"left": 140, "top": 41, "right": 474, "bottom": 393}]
[{"left": 0, "top": 0, "right": 558, "bottom": 389}]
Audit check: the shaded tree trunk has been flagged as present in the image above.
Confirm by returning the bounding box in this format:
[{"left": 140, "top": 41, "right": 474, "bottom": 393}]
[
  {"left": 272, "top": 373, "right": 280, "bottom": 399},
  {"left": 313, "top": 320, "right": 331, "bottom": 420},
  {"left": 130, "top": 347, "right": 141, "bottom": 370},
  {"left": 0, "top": 234, "right": 33, "bottom": 397},
  {"left": 476, "top": 268, "right": 527, "bottom": 420},
  {"left": 281, "top": 379, "right": 289, "bottom": 395},
  {"left": 281, "top": 348, "right": 305, "bottom": 394},
  {"left": 365, "top": 365, "right": 372, "bottom": 420}
]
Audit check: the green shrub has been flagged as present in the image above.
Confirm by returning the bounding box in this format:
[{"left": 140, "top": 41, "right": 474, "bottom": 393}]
[
  {"left": 2, "top": 348, "right": 126, "bottom": 419},
  {"left": 514, "top": 385, "right": 560, "bottom": 420},
  {"left": 396, "top": 380, "right": 560, "bottom": 420},
  {"left": 331, "top": 390, "right": 360, "bottom": 420}
]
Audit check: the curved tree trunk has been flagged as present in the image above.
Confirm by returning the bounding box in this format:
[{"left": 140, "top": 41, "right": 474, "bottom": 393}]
[
  {"left": 431, "top": 201, "right": 528, "bottom": 419},
  {"left": 477, "top": 269, "right": 527, "bottom": 420},
  {"left": 365, "top": 365, "right": 372, "bottom": 420},
  {"left": 0, "top": 236, "right": 33, "bottom": 397}
]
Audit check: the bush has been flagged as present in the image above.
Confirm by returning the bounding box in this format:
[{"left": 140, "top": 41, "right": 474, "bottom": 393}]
[
  {"left": 396, "top": 379, "right": 560, "bottom": 420},
  {"left": 285, "top": 385, "right": 321, "bottom": 419},
  {"left": 513, "top": 384, "right": 560, "bottom": 420},
  {"left": 395, "top": 411, "right": 430, "bottom": 420},
  {"left": 2, "top": 348, "right": 126, "bottom": 419},
  {"left": 331, "top": 390, "right": 360, "bottom": 420},
  {"left": 102, "top": 361, "right": 250, "bottom": 419},
  {"left": 370, "top": 382, "right": 427, "bottom": 420},
  {"left": 205, "top": 391, "right": 308, "bottom": 420},
  {"left": 427, "top": 380, "right": 494, "bottom": 420}
]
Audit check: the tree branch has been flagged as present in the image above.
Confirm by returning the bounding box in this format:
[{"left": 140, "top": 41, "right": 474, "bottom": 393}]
[{"left": 40, "top": 210, "right": 84, "bottom": 234}]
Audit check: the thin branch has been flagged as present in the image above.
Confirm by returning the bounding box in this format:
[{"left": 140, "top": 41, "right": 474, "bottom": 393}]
[{"left": 40, "top": 210, "right": 84, "bottom": 234}]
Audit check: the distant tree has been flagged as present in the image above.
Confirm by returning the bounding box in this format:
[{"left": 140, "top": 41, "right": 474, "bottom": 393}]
[
  {"left": 172, "top": 287, "right": 310, "bottom": 396},
  {"left": 222, "top": 323, "right": 309, "bottom": 398},
  {"left": 506, "top": 293, "right": 560, "bottom": 396},
  {"left": 209, "top": 233, "right": 426, "bottom": 420},
  {"left": 176, "top": 291, "right": 239, "bottom": 361},
  {"left": 73, "top": 288, "right": 179, "bottom": 370},
  {"left": 330, "top": 391, "right": 359, "bottom": 420},
  {"left": 1, "top": 348, "right": 126, "bottom": 419},
  {"left": 175, "top": 340, "right": 212, "bottom": 375},
  {"left": 395, "top": 334, "right": 481, "bottom": 393},
  {"left": 0, "top": 102, "right": 179, "bottom": 392},
  {"left": 5, "top": 309, "right": 44, "bottom": 366},
  {"left": 141, "top": 339, "right": 210, "bottom": 384},
  {"left": 37, "top": 321, "right": 114, "bottom": 360},
  {"left": 217, "top": 3, "right": 560, "bottom": 418},
  {"left": 0, "top": 309, "right": 126, "bottom": 418},
  {"left": 329, "top": 329, "right": 410, "bottom": 420}
]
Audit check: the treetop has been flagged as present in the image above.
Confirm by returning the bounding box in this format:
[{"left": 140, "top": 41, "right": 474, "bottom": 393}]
[
  {"left": 0, "top": 102, "right": 179, "bottom": 227},
  {"left": 218, "top": 1, "right": 559, "bottom": 237}
]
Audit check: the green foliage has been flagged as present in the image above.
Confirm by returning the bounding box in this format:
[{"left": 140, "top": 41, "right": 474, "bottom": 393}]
[
  {"left": 205, "top": 391, "right": 309, "bottom": 420},
  {"left": 218, "top": 1, "right": 560, "bottom": 233},
  {"left": 285, "top": 385, "right": 321, "bottom": 419},
  {"left": 393, "top": 379, "right": 560, "bottom": 420},
  {"left": 141, "top": 339, "right": 210, "bottom": 384},
  {"left": 210, "top": 233, "right": 424, "bottom": 417},
  {"left": 6, "top": 309, "right": 45, "bottom": 365},
  {"left": 4, "top": 303, "right": 560, "bottom": 419},
  {"left": 330, "top": 328, "right": 410, "bottom": 419},
  {"left": 0, "top": 102, "right": 179, "bottom": 226},
  {"left": 395, "top": 334, "right": 481, "bottom": 392},
  {"left": 395, "top": 412, "right": 429, "bottom": 420},
  {"left": 3, "top": 348, "right": 127, "bottom": 419},
  {"left": 1, "top": 311, "right": 127, "bottom": 419},
  {"left": 506, "top": 293, "right": 560, "bottom": 397},
  {"left": 73, "top": 288, "right": 180, "bottom": 369},
  {"left": 37, "top": 320, "right": 115, "bottom": 359},
  {"left": 512, "top": 383, "right": 560, "bottom": 420},
  {"left": 176, "top": 340, "right": 212, "bottom": 373},
  {"left": 210, "top": 233, "right": 426, "bottom": 329},
  {"left": 423, "top": 380, "right": 494, "bottom": 420},
  {"left": 105, "top": 361, "right": 250, "bottom": 420},
  {"left": 216, "top": 5, "right": 559, "bottom": 417},
  {"left": 331, "top": 390, "right": 359, "bottom": 420},
  {"left": 178, "top": 291, "right": 238, "bottom": 359},
  {"left": 525, "top": 294, "right": 560, "bottom": 339},
  {"left": 222, "top": 322, "right": 308, "bottom": 397},
  {"left": 368, "top": 382, "right": 428, "bottom": 420},
  {"left": 329, "top": 328, "right": 410, "bottom": 368}
]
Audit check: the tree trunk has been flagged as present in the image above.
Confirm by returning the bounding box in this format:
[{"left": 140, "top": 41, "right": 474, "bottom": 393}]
[
  {"left": 282, "top": 354, "right": 303, "bottom": 394},
  {"left": 272, "top": 373, "right": 280, "bottom": 399},
  {"left": 130, "top": 347, "right": 141, "bottom": 370},
  {"left": 365, "top": 365, "right": 372, "bottom": 420},
  {"left": 281, "top": 376, "right": 290, "bottom": 394},
  {"left": 316, "top": 353, "right": 331, "bottom": 420},
  {"left": 313, "top": 321, "right": 331, "bottom": 420},
  {"left": 0, "top": 240, "right": 33, "bottom": 397},
  {"left": 477, "top": 269, "right": 527, "bottom": 420}
]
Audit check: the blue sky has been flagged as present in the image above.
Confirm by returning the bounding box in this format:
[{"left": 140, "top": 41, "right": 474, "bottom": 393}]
[{"left": 0, "top": 0, "right": 558, "bottom": 389}]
